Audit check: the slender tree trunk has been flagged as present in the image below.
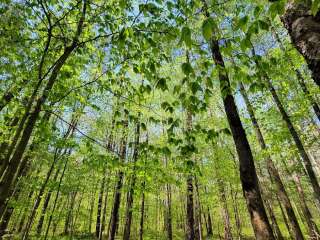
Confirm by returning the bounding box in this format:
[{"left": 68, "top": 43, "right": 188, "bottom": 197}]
[
  {"left": 96, "top": 168, "right": 107, "bottom": 238},
  {"left": 265, "top": 197, "right": 284, "bottom": 240},
  {"left": 89, "top": 180, "right": 97, "bottom": 235},
  {"left": 217, "top": 180, "right": 232, "bottom": 240},
  {"left": 165, "top": 183, "right": 173, "bottom": 240},
  {"left": 266, "top": 76, "right": 320, "bottom": 204},
  {"left": 35, "top": 166, "right": 62, "bottom": 235},
  {"left": 200, "top": 2, "right": 274, "bottom": 236},
  {"left": 21, "top": 148, "right": 62, "bottom": 240},
  {"left": 139, "top": 186, "right": 145, "bottom": 240},
  {"left": 109, "top": 120, "right": 127, "bottom": 240},
  {"left": 0, "top": 1, "right": 87, "bottom": 215},
  {"left": 277, "top": 196, "right": 294, "bottom": 239},
  {"left": 239, "top": 81, "right": 304, "bottom": 239},
  {"left": 230, "top": 184, "right": 242, "bottom": 239},
  {"left": 293, "top": 174, "right": 320, "bottom": 239},
  {"left": 206, "top": 206, "right": 213, "bottom": 237},
  {"left": 43, "top": 149, "right": 70, "bottom": 240},
  {"left": 99, "top": 181, "right": 109, "bottom": 240},
  {"left": 185, "top": 110, "right": 195, "bottom": 240},
  {"left": 64, "top": 191, "right": 77, "bottom": 235},
  {"left": 123, "top": 120, "right": 140, "bottom": 240},
  {"left": 271, "top": 25, "right": 320, "bottom": 121}
]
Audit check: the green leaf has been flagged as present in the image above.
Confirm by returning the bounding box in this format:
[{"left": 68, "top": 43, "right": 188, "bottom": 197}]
[
  {"left": 237, "top": 16, "right": 249, "bottom": 32},
  {"left": 180, "top": 26, "right": 192, "bottom": 48},
  {"left": 258, "top": 20, "right": 269, "bottom": 31},
  {"left": 156, "top": 78, "right": 168, "bottom": 91},
  {"left": 181, "top": 62, "right": 193, "bottom": 75},
  {"left": 312, "top": 0, "right": 320, "bottom": 15},
  {"left": 202, "top": 17, "right": 215, "bottom": 41}
]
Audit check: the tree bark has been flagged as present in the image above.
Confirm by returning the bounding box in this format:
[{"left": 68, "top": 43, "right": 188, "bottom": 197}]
[
  {"left": 96, "top": 168, "right": 107, "bottom": 238},
  {"left": 123, "top": 120, "right": 140, "bottom": 240},
  {"left": 109, "top": 120, "right": 127, "bottom": 240},
  {"left": 239, "top": 81, "right": 304, "bottom": 239},
  {"left": 294, "top": 174, "right": 320, "bottom": 239},
  {"left": 275, "top": 0, "right": 320, "bottom": 87},
  {"left": 200, "top": 2, "right": 274, "bottom": 236},
  {"left": 266, "top": 76, "right": 320, "bottom": 204},
  {"left": 0, "top": 0, "right": 87, "bottom": 215}
]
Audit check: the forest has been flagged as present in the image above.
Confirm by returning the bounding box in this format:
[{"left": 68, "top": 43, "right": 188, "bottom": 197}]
[{"left": 0, "top": 0, "right": 320, "bottom": 239}]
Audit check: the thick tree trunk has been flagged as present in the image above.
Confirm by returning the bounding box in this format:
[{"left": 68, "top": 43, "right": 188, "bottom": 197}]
[
  {"left": 200, "top": 4, "right": 274, "bottom": 235},
  {"left": 277, "top": 1, "right": 320, "bottom": 87},
  {"left": 239, "top": 81, "right": 304, "bottom": 239},
  {"left": 194, "top": 179, "right": 203, "bottom": 240}
]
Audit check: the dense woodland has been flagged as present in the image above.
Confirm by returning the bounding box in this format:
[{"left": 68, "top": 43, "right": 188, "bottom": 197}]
[{"left": 1, "top": 0, "right": 320, "bottom": 239}]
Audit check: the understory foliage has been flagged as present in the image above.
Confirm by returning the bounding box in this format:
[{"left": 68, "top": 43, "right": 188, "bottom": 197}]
[{"left": 0, "top": 0, "right": 320, "bottom": 239}]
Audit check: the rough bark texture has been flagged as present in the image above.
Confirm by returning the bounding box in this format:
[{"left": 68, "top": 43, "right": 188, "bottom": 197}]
[{"left": 280, "top": 1, "right": 320, "bottom": 87}]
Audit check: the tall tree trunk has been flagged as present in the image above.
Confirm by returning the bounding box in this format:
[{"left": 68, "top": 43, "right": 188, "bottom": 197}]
[
  {"left": 139, "top": 184, "right": 145, "bottom": 240},
  {"left": 293, "top": 174, "right": 320, "bottom": 239},
  {"left": 123, "top": 120, "right": 140, "bottom": 240},
  {"left": 109, "top": 120, "right": 127, "bottom": 240},
  {"left": 99, "top": 181, "right": 109, "bottom": 240},
  {"left": 96, "top": 168, "right": 107, "bottom": 238},
  {"left": 21, "top": 148, "right": 62, "bottom": 240},
  {"left": 89, "top": 180, "right": 97, "bottom": 235},
  {"left": 35, "top": 166, "right": 61, "bottom": 235},
  {"left": 165, "top": 183, "right": 173, "bottom": 240},
  {"left": 64, "top": 191, "right": 77, "bottom": 235},
  {"left": 277, "top": 196, "right": 294, "bottom": 239},
  {"left": 264, "top": 196, "right": 284, "bottom": 240},
  {"left": 239, "top": 81, "right": 304, "bottom": 239},
  {"left": 43, "top": 149, "right": 70, "bottom": 240},
  {"left": 200, "top": 2, "right": 274, "bottom": 238},
  {"left": 0, "top": 1, "right": 87, "bottom": 215},
  {"left": 185, "top": 110, "right": 195, "bottom": 240},
  {"left": 206, "top": 206, "right": 213, "bottom": 237},
  {"left": 217, "top": 180, "right": 232, "bottom": 240},
  {"left": 266, "top": 76, "right": 320, "bottom": 204},
  {"left": 230, "top": 184, "right": 242, "bottom": 239}
]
